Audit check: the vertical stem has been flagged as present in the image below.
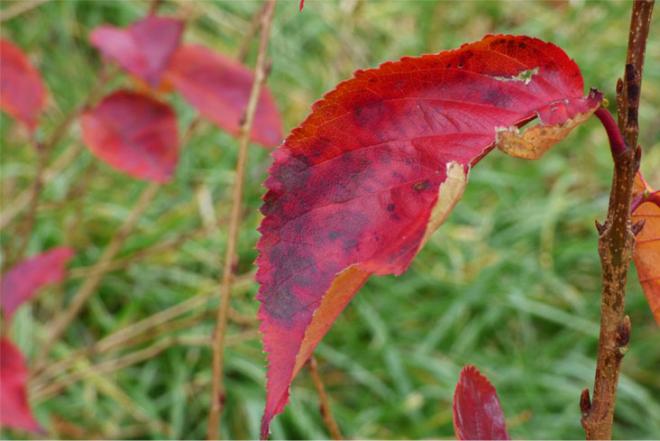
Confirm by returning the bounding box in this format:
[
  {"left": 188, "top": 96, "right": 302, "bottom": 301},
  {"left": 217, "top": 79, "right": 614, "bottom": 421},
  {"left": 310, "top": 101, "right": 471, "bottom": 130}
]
[
  {"left": 308, "top": 357, "right": 343, "bottom": 440},
  {"left": 7, "top": 137, "right": 47, "bottom": 267},
  {"left": 35, "top": 182, "right": 160, "bottom": 367},
  {"left": 581, "top": 1, "right": 654, "bottom": 439},
  {"left": 206, "top": 1, "right": 277, "bottom": 439}
]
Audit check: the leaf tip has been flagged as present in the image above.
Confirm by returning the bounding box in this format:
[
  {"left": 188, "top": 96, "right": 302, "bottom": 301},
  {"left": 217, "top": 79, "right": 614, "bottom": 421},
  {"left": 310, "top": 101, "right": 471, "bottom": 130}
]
[{"left": 453, "top": 364, "right": 509, "bottom": 440}]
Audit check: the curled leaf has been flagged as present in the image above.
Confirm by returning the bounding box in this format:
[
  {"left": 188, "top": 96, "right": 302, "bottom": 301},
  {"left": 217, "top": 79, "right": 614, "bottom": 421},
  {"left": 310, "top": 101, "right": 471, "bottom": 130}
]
[
  {"left": 164, "top": 44, "right": 283, "bottom": 147},
  {"left": 632, "top": 173, "right": 660, "bottom": 324},
  {"left": 453, "top": 365, "right": 509, "bottom": 440},
  {"left": 90, "top": 16, "right": 184, "bottom": 87},
  {"left": 0, "top": 338, "right": 43, "bottom": 434},
  {"left": 256, "top": 34, "right": 600, "bottom": 436},
  {"left": 80, "top": 90, "right": 179, "bottom": 183},
  {"left": 0, "top": 247, "right": 74, "bottom": 323},
  {"left": 0, "top": 39, "right": 47, "bottom": 132}
]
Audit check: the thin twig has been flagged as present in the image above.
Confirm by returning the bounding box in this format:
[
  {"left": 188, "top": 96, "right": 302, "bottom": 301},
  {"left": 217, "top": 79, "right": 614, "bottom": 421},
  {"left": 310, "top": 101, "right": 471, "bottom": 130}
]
[
  {"left": 237, "top": 1, "right": 270, "bottom": 63},
  {"left": 67, "top": 227, "right": 207, "bottom": 279},
  {"left": 0, "top": 143, "right": 83, "bottom": 230},
  {"left": 0, "top": 0, "right": 49, "bottom": 22},
  {"left": 33, "top": 330, "right": 258, "bottom": 402},
  {"left": 33, "top": 114, "right": 201, "bottom": 367},
  {"left": 581, "top": 1, "right": 654, "bottom": 439},
  {"left": 207, "top": 1, "right": 277, "bottom": 439},
  {"left": 35, "top": 182, "right": 160, "bottom": 366},
  {"left": 0, "top": 66, "right": 115, "bottom": 231},
  {"left": 30, "top": 272, "right": 255, "bottom": 388},
  {"left": 7, "top": 137, "right": 47, "bottom": 267},
  {"left": 308, "top": 357, "right": 343, "bottom": 440}
]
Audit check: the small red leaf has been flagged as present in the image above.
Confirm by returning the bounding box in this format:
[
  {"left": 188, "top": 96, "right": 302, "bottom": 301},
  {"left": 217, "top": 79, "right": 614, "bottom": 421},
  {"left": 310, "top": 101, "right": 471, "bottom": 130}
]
[
  {"left": 299, "top": 0, "right": 305, "bottom": 11},
  {"left": 164, "top": 44, "right": 283, "bottom": 147},
  {"left": 90, "top": 16, "right": 184, "bottom": 87},
  {"left": 0, "top": 39, "right": 47, "bottom": 132},
  {"left": 632, "top": 173, "right": 660, "bottom": 324},
  {"left": 80, "top": 90, "right": 179, "bottom": 183},
  {"left": 256, "top": 34, "right": 601, "bottom": 436},
  {"left": 0, "top": 247, "right": 74, "bottom": 323},
  {"left": 0, "top": 338, "right": 43, "bottom": 434},
  {"left": 453, "top": 365, "right": 509, "bottom": 440}
]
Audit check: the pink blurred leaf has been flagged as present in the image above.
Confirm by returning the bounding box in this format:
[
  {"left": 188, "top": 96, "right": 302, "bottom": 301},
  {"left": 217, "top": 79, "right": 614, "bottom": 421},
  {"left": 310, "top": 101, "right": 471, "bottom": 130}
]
[
  {"left": 299, "top": 0, "right": 305, "bottom": 11},
  {"left": 453, "top": 365, "right": 510, "bottom": 440},
  {"left": 0, "top": 39, "right": 47, "bottom": 132},
  {"left": 90, "top": 16, "right": 184, "bottom": 87},
  {"left": 0, "top": 338, "right": 43, "bottom": 434},
  {"left": 80, "top": 90, "right": 179, "bottom": 183},
  {"left": 164, "top": 44, "right": 283, "bottom": 147},
  {"left": 0, "top": 247, "right": 74, "bottom": 323}
]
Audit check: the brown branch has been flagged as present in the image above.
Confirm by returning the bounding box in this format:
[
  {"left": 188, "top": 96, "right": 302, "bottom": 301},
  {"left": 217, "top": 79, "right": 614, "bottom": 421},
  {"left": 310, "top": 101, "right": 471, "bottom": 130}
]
[
  {"left": 581, "top": 1, "right": 654, "bottom": 439},
  {"left": 308, "top": 357, "right": 343, "bottom": 440},
  {"left": 7, "top": 136, "right": 47, "bottom": 267},
  {"left": 0, "top": 0, "right": 49, "bottom": 22},
  {"left": 206, "top": 1, "right": 277, "bottom": 439},
  {"left": 30, "top": 271, "right": 255, "bottom": 389},
  {"left": 35, "top": 181, "right": 160, "bottom": 368},
  {"left": 237, "top": 1, "right": 270, "bottom": 63},
  {"left": 0, "top": 66, "right": 115, "bottom": 232},
  {"left": 0, "top": 143, "right": 83, "bottom": 230}
]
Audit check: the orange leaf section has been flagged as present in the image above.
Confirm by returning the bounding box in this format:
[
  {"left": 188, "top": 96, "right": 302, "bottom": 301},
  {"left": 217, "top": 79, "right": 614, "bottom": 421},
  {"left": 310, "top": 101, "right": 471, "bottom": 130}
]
[
  {"left": 0, "top": 247, "right": 74, "bottom": 322},
  {"left": 0, "top": 39, "right": 47, "bottom": 132},
  {"left": 80, "top": 90, "right": 179, "bottom": 183},
  {"left": 453, "top": 365, "right": 509, "bottom": 440},
  {"left": 90, "top": 16, "right": 184, "bottom": 87},
  {"left": 632, "top": 173, "right": 660, "bottom": 324},
  {"left": 164, "top": 44, "right": 283, "bottom": 147},
  {"left": 256, "top": 34, "right": 600, "bottom": 437},
  {"left": 0, "top": 338, "right": 43, "bottom": 434}
]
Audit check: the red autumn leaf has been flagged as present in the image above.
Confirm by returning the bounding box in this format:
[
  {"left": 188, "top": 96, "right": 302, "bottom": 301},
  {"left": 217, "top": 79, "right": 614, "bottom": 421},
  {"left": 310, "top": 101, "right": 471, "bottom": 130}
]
[
  {"left": 632, "top": 173, "right": 660, "bottom": 324},
  {"left": 164, "top": 44, "right": 283, "bottom": 147},
  {"left": 80, "top": 90, "right": 179, "bottom": 183},
  {"left": 256, "top": 34, "right": 601, "bottom": 437},
  {"left": 90, "top": 15, "right": 184, "bottom": 87},
  {"left": 0, "top": 39, "right": 47, "bottom": 132},
  {"left": 299, "top": 0, "right": 305, "bottom": 11},
  {"left": 0, "top": 338, "right": 43, "bottom": 434},
  {"left": 453, "top": 365, "right": 510, "bottom": 440},
  {"left": 0, "top": 247, "right": 74, "bottom": 323}
]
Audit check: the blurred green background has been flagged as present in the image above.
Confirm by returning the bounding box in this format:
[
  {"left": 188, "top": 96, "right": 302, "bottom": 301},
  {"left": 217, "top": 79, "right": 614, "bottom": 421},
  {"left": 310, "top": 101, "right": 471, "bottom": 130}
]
[{"left": 1, "top": 0, "right": 659, "bottom": 439}]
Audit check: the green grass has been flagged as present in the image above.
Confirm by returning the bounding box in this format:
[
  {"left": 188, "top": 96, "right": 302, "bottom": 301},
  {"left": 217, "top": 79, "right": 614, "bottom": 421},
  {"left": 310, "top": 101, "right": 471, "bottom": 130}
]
[{"left": 1, "top": 0, "right": 659, "bottom": 439}]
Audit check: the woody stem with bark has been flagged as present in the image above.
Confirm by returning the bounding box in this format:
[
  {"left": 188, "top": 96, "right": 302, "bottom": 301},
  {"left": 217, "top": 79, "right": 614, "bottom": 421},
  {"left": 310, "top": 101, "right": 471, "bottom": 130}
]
[
  {"left": 206, "top": 1, "right": 276, "bottom": 439},
  {"left": 580, "top": 1, "right": 654, "bottom": 439}
]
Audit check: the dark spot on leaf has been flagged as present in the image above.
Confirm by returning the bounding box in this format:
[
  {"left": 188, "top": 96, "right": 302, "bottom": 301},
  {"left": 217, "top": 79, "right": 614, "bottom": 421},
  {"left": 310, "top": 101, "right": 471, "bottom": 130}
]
[
  {"left": 413, "top": 180, "right": 430, "bottom": 192},
  {"left": 353, "top": 100, "right": 386, "bottom": 128}
]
